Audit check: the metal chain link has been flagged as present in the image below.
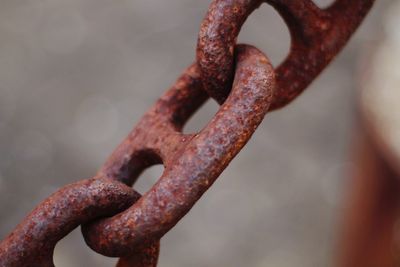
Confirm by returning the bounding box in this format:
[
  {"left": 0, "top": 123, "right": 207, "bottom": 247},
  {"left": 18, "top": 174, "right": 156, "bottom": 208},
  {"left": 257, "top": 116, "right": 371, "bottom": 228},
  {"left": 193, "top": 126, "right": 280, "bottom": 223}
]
[{"left": 0, "top": 0, "right": 375, "bottom": 266}]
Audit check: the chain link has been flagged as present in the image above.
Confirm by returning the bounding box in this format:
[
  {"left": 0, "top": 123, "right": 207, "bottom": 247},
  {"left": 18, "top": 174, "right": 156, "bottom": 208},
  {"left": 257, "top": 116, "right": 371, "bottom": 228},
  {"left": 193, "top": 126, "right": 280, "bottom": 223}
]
[{"left": 0, "top": 0, "right": 374, "bottom": 266}]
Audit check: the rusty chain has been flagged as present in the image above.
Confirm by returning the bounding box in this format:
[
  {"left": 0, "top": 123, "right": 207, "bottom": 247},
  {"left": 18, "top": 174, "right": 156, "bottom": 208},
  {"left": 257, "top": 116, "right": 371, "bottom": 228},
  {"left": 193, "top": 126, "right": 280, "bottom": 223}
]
[{"left": 0, "top": 0, "right": 374, "bottom": 266}]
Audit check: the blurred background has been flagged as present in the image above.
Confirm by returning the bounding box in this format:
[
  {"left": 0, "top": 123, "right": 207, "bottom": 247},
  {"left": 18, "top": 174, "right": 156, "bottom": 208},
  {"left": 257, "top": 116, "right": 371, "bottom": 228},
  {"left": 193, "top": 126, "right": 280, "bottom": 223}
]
[{"left": 0, "top": 0, "right": 396, "bottom": 266}]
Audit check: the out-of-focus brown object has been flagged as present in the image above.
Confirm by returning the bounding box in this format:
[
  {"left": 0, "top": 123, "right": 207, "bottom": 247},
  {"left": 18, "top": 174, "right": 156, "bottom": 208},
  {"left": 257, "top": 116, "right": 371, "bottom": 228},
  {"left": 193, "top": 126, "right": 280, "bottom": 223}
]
[
  {"left": 339, "top": 5, "right": 400, "bottom": 265},
  {"left": 338, "top": 130, "right": 400, "bottom": 267}
]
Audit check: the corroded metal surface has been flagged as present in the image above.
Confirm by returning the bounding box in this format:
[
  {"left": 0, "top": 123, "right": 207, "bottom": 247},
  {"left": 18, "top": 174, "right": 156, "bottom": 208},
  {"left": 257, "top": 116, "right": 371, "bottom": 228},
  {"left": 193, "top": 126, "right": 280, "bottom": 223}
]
[
  {"left": 82, "top": 44, "right": 275, "bottom": 256},
  {"left": 197, "top": 0, "right": 375, "bottom": 107},
  {"left": 0, "top": 0, "right": 375, "bottom": 266},
  {"left": 0, "top": 177, "right": 159, "bottom": 267}
]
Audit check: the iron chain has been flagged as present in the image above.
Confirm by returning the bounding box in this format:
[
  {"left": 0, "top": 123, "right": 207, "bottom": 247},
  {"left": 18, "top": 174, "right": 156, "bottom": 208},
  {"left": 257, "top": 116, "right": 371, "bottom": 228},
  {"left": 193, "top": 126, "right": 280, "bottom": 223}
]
[{"left": 0, "top": 0, "right": 374, "bottom": 266}]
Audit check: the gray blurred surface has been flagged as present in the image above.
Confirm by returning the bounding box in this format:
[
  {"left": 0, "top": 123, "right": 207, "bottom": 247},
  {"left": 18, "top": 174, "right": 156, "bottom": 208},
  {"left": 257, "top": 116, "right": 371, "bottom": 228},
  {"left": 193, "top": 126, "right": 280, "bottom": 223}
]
[
  {"left": 361, "top": 0, "right": 400, "bottom": 174},
  {"left": 0, "top": 1, "right": 392, "bottom": 266}
]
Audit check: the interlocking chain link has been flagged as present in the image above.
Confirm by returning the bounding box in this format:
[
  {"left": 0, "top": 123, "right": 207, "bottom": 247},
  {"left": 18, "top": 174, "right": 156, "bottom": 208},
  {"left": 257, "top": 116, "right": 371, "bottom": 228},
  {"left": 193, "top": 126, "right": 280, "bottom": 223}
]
[
  {"left": 198, "top": 0, "right": 374, "bottom": 107},
  {"left": 0, "top": 0, "right": 375, "bottom": 266}
]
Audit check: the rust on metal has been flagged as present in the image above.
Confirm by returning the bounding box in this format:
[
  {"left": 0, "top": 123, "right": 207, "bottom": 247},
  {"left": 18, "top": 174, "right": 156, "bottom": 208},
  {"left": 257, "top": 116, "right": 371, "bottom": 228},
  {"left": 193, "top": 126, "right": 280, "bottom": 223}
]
[
  {"left": 82, "top": 44, "right": 275, "bottom": 256},
  {"left": 0, "top": 0, "right": 375, "bottom": 266},
  {"left": 0, "top": 176, "right": 159, "bottom": 267},
  {"left": 197, "top": 0, "right": 375, "bottom": 107}
]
